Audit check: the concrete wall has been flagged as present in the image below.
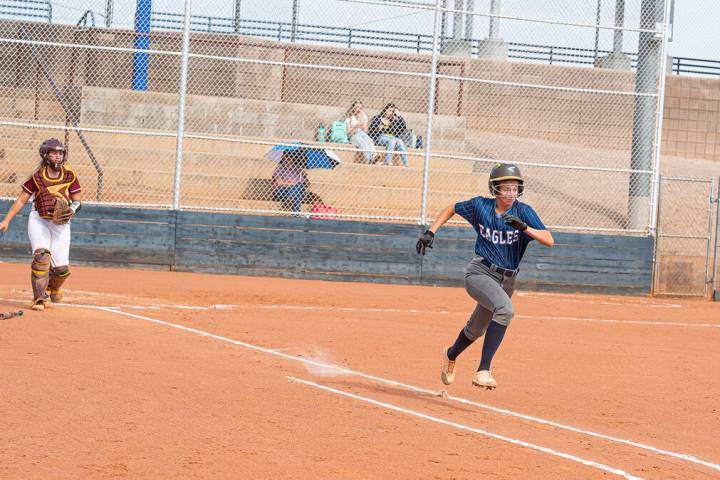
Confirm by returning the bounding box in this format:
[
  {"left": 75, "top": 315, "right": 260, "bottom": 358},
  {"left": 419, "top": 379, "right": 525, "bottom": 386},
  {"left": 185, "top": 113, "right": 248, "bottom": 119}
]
[
  {"left": 0, "top": 19, "right": 718, "bottom": 161},
  {"left": 662, "top": 76, "right": 720, "bottom": 161}
]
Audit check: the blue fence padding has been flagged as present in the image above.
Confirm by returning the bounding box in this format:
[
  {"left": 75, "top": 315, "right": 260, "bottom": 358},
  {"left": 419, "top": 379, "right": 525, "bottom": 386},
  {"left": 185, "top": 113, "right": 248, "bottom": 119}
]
[
  {"left": 132, "top": 0, "right": 152, "bottom": 91},
  {"left": 0, "top": 201, "right": 654, "bottom": 295}
]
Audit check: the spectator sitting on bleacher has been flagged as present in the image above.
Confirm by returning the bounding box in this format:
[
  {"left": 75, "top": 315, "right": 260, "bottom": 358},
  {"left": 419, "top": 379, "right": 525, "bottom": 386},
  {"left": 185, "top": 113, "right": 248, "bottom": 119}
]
[
  {"left": 369, "top": 103, "right": 409, "bottom": 167},
  {"left": 345, "top": 100, "right": 376, "bottom": 164},
  {"left": 272, "top": 150, "right": 308, "bottom": 215}
]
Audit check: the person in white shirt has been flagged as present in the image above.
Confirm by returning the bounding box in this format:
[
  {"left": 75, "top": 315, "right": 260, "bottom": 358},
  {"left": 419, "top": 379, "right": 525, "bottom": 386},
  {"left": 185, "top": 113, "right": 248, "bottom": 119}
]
[{"left": 345, "top": 100, "right": 376, "bottom": 164}]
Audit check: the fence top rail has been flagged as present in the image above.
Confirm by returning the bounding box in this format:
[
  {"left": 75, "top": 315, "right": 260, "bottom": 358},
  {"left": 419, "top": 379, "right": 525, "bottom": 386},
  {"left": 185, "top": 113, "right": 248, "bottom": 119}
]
[
  {"left": 661, "top": 176, "right": 715, "bottom": 183},
  {"left": 1, "top": 5, "right": 717, "bottom": 76},
  {"left": 150, "top": 11, "right": 719, "bottom": 77}
]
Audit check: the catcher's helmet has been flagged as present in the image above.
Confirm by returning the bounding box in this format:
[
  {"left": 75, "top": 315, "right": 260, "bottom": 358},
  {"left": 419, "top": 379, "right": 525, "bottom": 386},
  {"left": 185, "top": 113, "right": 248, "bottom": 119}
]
[
  {"left": 488, "top": 162, "right": 524, "bottom": 196},
  {"left": 39, "top": 138, "right": 66, "bottom": 169}
]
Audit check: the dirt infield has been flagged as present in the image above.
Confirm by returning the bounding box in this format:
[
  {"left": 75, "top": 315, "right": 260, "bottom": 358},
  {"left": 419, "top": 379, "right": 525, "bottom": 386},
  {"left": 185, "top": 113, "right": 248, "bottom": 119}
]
[{"left": 1, "top": 263, "right": 719, "bottom": 479}]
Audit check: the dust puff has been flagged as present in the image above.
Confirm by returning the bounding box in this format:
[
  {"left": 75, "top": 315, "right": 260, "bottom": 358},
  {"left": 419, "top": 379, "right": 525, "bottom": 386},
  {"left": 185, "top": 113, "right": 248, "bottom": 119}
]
[{"left": 298, "top": 347, "right": 346, "bottom": 377}]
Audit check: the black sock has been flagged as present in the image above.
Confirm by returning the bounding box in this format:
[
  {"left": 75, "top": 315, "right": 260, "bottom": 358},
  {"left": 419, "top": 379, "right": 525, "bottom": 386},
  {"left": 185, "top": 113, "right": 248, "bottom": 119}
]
[
  {"left": 447, "top": 329, "right": 473, "bottom": 360},
  {"left": 478, "top": 321, "right": 508, "bottom": 371}
]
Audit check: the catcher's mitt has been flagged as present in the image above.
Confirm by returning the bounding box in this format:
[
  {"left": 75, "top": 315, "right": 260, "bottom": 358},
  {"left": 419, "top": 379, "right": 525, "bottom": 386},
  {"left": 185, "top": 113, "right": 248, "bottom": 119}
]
[{"left": 52, "top": 197, "right": 74, "bottom": 225}]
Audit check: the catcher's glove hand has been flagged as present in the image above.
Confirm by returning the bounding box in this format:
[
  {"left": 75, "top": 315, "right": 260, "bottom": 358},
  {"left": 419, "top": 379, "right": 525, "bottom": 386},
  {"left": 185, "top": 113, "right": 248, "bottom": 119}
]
[
  {"left": 416, "top": 230, "right": 435, "bottom": 255},
  {"left": 502, "top": 213, "right": 527, "bottom": 231},
  {"left": 52, "top": 197, "right": 78, "bottom": 225}
]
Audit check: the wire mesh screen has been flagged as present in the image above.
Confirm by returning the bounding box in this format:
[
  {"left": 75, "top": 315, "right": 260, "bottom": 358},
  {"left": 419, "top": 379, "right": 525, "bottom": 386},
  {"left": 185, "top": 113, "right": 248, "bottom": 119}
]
[
  {"left": 0, "top": 0, "right": 673, "bottom": 234},
  {"left": 653, "top": 176, "right": 714, "bottom": 296},
  {"left": 0, "top": 4, "right": 182, "bottom": 207}
]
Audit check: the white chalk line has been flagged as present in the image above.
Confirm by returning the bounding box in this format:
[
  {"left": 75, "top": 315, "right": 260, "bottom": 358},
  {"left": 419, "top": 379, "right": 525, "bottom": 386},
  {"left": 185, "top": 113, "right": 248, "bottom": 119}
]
[
  {"left": 515, "top": 314, "right": 720, "bottom": 328},
  {"left": 51, "top": 300, "right": 720, "bottom": 329},
  {"left": 45, "top": 288, "right": 684, "bottom": 309},
  {"left": 8, "top": 297, "right": 713, "bottom": 474},
  {"left": 287, "top": 376, "right": 642, "bottom": 480},
  {"left": 515, "top": 291, "right": 683, "bottom": 308}
]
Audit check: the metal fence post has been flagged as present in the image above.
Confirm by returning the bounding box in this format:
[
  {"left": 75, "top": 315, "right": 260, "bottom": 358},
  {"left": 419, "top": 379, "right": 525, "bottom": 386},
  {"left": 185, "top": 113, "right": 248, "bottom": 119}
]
[
  {"left": 234, "top": 0, "right": 242, "bottom": 33},
  {"left": 713, "top": 176, "right": 720, "bottom": 301},
  {"left": 648, "top": 0, "right": 673, "bottom": 235},
  {"left": 105, "top": 0, "right": 114, "bottom": 28},
  {"left": 704, "top": 178, "right": 715, "bottom": 297},
  {"left": 420, "top": 0, "right": 442, "bottom": 225},
  {"left": 172, "top": 0, "right": 192, "bottom": 211},
  {"left": 593, "top": 0, "right": 601, "bottom": 63},
  {"left": 291, "top": 0, "right": 299, "bottom": 43},
  {"left": 650, "top": 175, "right": 663, "bottom": 295}
]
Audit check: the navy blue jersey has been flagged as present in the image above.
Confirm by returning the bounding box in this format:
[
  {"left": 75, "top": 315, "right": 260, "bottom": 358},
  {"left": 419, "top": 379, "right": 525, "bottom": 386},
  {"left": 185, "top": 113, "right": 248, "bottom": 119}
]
[{"left": 454, "top": 196, "right": 546, "bottom": 270}]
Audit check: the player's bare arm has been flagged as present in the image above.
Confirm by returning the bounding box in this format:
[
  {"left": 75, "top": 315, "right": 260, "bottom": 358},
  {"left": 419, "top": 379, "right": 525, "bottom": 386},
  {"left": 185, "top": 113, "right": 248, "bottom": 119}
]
[
  {"left": 0, "top": 191, "right": 32, "bottom": 232},
  {"left": 429, "top": 204, "right": 456, "bottom": 233},
  {"left": 524, "top": 226, "right": 554, "bottom": 247}
]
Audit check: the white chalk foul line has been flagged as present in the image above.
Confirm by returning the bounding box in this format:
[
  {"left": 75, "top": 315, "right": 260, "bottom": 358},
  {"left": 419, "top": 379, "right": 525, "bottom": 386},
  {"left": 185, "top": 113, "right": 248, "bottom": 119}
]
[
  {"left": 287, "top": 376, "right": 642, "bottom": 480},
  {"left": 38, "top": 300, "right": 716, "bottom": 475},
  {"left": 515, "top": 314, "right": 720, "bottom": 328},
  {"left": 93, "top": 302, "right": 719, "bottom": 328}
]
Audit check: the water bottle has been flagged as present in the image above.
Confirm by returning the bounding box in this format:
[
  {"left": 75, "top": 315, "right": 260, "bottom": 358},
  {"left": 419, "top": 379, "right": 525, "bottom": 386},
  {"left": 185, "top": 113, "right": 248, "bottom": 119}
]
[
  {"left": 410, "top": 130, "right": 417, "bottom": 149},
  {"left": 317, "top": 123, "right": 325, "bottom": 142}
]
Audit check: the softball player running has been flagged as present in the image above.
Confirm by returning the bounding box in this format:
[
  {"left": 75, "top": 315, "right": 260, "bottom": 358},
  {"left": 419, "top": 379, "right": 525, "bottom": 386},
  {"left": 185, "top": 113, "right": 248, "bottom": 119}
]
[
  {"left": 416, "top": 163, "right": 554, "bottom": 390},
  {"left": 0, "top": 139, "right": 82, "bottom": 311}
]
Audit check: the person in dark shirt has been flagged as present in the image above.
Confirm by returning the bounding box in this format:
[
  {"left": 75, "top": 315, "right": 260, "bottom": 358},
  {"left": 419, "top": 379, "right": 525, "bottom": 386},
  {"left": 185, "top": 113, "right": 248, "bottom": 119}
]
[
  {"left": 369, "top": 103, "right": 409, "bottom": 167},
  {"left": 416, "top": 163, "right": 554, "bottom": 390}
]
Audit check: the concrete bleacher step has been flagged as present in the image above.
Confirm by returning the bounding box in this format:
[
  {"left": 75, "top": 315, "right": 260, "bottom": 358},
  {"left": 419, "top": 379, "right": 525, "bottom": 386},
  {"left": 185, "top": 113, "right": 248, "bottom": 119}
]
[{"left": 2, "top": 120, "right": 479, "bottom": 173}]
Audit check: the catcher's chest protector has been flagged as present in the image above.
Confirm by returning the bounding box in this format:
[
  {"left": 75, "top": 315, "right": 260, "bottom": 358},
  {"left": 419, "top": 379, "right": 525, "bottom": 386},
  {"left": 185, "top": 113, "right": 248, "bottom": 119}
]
[{"left": 32, "top": 167, "right": 77, "bottom": 219}]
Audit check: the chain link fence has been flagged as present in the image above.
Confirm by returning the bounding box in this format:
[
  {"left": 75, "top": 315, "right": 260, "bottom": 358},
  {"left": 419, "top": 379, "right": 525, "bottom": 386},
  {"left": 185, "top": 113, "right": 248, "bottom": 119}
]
[
  {"left": 0, "top": 0, "right": 674, "bottom": 233},
  {"left": 712, "top": 180, "right": 720, "bottom": 300},
  {"left": 653, "top": 176, "right": 715, "bottom": 296}
]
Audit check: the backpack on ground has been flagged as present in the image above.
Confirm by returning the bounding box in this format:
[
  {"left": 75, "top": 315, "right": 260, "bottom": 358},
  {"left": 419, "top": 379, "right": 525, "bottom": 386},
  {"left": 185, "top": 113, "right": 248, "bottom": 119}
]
[{"left": 329, "top": 120, "right": 349, "bottom": 143}]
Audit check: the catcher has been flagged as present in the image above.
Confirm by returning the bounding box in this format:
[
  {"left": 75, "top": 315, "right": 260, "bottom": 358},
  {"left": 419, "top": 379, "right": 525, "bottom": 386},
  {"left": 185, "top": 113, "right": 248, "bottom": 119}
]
[{"left": 0, "top": 138, "right": 82, "bottom": 311}]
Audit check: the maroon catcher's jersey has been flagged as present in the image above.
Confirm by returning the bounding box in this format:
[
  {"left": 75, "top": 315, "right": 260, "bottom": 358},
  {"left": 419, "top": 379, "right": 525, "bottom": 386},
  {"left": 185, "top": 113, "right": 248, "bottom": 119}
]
[{"left": 22, "top": 165, "right": 81, "bottom": 219}]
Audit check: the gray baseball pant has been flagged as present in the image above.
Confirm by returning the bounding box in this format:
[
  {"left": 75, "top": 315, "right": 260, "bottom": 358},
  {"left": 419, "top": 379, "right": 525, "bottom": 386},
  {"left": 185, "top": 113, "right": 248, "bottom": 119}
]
[{"left": 462, "top": 256, "right": 517, "bottom": 341}]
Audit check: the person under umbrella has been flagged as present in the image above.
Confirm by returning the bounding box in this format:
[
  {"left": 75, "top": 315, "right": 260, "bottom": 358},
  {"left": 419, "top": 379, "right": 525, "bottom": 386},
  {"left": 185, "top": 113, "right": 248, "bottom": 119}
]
[{"left": 272, "top": 149, "right": 308, "bottom": 215}]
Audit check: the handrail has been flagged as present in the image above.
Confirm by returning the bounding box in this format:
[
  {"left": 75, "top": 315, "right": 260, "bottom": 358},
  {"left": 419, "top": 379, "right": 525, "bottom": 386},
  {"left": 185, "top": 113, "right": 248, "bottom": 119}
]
[
  {"left": 76, "top": 9, "right": 95, "bottom": 28},
  {"left": 19, "top": 25, "right": 104, "bottom": 201},
  {"left": 0, "top": 0, "right": 51, "bottom": 22},
  {"left": 148, "top": 11, "right": 720, "bottom": 77},
  {"left": 1, "top": 3, "right": 719, "bottom": 77}
]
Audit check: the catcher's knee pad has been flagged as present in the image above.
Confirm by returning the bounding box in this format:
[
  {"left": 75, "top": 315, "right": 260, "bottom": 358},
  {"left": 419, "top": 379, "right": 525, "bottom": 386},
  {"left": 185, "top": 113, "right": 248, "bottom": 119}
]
[
  {"left": 50, "top": 265, "right": 70, "bottom": 277},
  {"left": 31, "top": 249, "right": 52, "bottom": 277},
  {"left": 49, "top": 265, "right": 70, "bottom": 292}
]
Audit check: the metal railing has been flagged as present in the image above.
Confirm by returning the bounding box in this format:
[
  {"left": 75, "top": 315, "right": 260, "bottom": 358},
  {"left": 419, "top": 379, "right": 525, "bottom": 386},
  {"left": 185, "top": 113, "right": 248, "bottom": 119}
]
[
  {"left": 0, "top": 0, "right": 50, "bottom": 22},
  {"left": 672, "top": 56, "right": 720, "bottom": 77},
  {"left": 76, "top": 9, "right": 96, "bottom": 28},
  {"left": 0, "top": 4, "right": 718, "bottom": 76},
  {"left": 149, "top": 12, "right": 719, "bottom": 77}
]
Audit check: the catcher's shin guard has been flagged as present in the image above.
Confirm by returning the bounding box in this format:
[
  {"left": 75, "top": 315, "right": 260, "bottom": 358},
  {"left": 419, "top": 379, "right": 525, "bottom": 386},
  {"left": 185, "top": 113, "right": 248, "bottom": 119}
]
[
  {"left": 30, "top": 249, "right": 51, "bottom": 308},
  {"left": 48, "top": 265, "right": 70, "bottom": 303}
]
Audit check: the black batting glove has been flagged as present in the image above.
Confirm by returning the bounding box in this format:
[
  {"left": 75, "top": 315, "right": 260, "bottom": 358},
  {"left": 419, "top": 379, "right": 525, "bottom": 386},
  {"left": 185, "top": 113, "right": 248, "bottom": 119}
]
[
  {"left": 502, "top": 213, "right": 528, "bottom": 231},
  {"left": 416, "top": 230, "right": 435, "bottom": 255}
]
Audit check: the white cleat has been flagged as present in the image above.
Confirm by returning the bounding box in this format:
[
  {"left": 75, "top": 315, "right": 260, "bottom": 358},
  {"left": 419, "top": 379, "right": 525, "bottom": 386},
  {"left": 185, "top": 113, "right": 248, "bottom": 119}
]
[{"left": 472, "top": 370, "right": 497, "bottom": 390}]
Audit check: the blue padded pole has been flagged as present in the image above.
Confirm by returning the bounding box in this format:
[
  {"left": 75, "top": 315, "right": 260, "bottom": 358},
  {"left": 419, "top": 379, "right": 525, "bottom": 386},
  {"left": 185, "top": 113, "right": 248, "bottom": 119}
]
[{"left": 132, "top": 0, "right": 152, "bottom": 90}]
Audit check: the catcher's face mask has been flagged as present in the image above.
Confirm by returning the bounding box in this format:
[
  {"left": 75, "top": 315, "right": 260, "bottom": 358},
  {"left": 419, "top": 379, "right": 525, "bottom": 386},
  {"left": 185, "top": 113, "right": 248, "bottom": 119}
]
[
  {"left": 39, "top": 138, "right": 66, "bottom": 170},
  {"left": 45, "top": 150, "right": 65, "bottom": 170}
]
